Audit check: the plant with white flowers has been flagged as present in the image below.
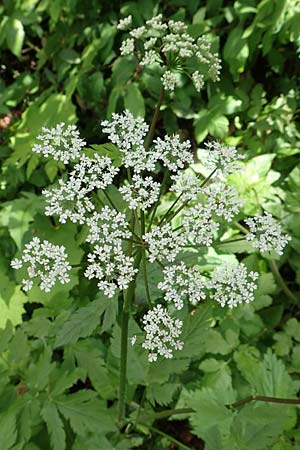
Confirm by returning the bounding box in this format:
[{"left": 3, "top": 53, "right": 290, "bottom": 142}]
[{"left": 10, "top": 14, "right": 291, "bottom": 426}]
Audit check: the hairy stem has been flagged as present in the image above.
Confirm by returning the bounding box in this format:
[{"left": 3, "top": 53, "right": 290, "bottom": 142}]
[{"left": 145, "top": 88, "right": 165, "bottom": 150}]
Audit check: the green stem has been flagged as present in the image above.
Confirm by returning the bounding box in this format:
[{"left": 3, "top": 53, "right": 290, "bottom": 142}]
[
  {"left": 269, "top": 259, "right": 298, "bottom": 304},
  {"left": 141, "top": 211, "right": 152, "bottom": 307},
  {"left": 230, "top": 395, "right": 300, "bottom": 408},
  {"left": 118, "top": 215, "right": 142, "bottom": 425},
  {"left": 145, "top": 88, "right": 165, "bottom": 150},
  {"left": 147, "top": 169, "right": 169, "bottom": 231},
  {"left": 103, "top": 189, "right": 118, "bottom": 210},
  {"left": 150, "top": 426, "right": 193, "bottom": 450},
  {"left": 158, "top": 192, "right": 183, "bottom": 226}
]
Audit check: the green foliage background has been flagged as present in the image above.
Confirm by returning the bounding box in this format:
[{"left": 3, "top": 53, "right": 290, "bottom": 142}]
[{"left": 0, "top": 0, "right": 300, "bottom": 449}]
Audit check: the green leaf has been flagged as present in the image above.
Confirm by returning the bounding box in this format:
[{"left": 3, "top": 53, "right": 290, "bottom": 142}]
[
  {"left": 0, "top": 411, "right": 17, "bottom": 450},
  {"left": 124, "top": 83, "right": 145, "bottom": 117},
  {"left": 0, "top": 287, "right": 26, "bottom": 330},
  {"left": 223, "top": 27, "right": 249, "bottom": 79},
  {"left": 56, "top": 390, "right": 115, "bottom": 436},
  {"left": 147, "top": 383, "right": 179, "bottom": 406},
  {"left": 89, "top": 143, "right": 122, "bottom": 167},
  {"left": 54, "top": 299, "right": 109, "bottom": 347},
  {"left": 26, "top": 347, "right": 55, "bottom": 392},
  {"left": 71, "top": 339, "right": 115, "bottom": 399},
  {"left": 208, "top": 115, "right": 229, "bottom": 139},
  {"left": 6, "top": 18, "right": 25, "bottom": 58},
  {"left": 181, "top": 303, "right": 212, "bottom": 358},
  {"left": 187, "top": 388, "right": 233, "bottom": 438},
  {"left": 41, "top": 401, "right": 66, "bottom": 450}
]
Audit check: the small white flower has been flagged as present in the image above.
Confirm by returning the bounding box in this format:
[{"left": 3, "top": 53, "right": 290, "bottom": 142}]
[
  {"left": 11, "top": 258, "right": 22, "bottom": 269},
  {"left": 208, "top": 262, "right": 258, "bottom": 308},
  {"left": 168, "top": 20, "right": 187, "bottom": 34},
  {"left": 158, "top": 262, "right": 206, "bottom": 309},
  {"left": 12, "top": 237, "right": 71, "bottom": 293},
  {"left": 146, "top": 14, "right": 168, "bottom": 31},
  {"left": 144, "top": 37, "right": 158, "bottom": 50},
  {"left": 117, "top": 15, "right": 132, "bottom": 30},
  {"left": 130, "top": 335, "right": 137, "bottom": 346},
  {"left": 245, "top": 212, "right": 291, "bottom": 255},
  {"left": 32, "top": 123, "right": 86, "bottom": 164},
  {"left": 120, "top": 175, "right": 160, "bottom": 210},
  {"left": 142, "top": 304, "right": 183, "bottom": 362},
  {"left": 120, "top": 38, "right": 135, "bottom": 56},
  {"left": 196, "top": 36, "right": 221, "bottom": 82}
]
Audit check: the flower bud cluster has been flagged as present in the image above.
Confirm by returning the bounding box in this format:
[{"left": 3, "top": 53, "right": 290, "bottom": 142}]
[
  {"left": 11, "top": 237, "right": 71, "bottom": 292},
  {"left": 117, "top": 14, "right": 221, "bottom": 92},
  {"left": 142, "top": 304, "right": 184, "bottom": 362}
]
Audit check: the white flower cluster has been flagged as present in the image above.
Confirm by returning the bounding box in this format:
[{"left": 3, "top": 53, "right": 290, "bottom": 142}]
[
  {"left": 119, "top": 175, "right": 160, "bottom": 210},
  {"left": 207, "top": 262, "right": 258, "bottom": 308},
  {"left": 85, "top": 243, "right": 138, "bottom": 298},
  {"left": 245, "top": 212, "right": 291, "bottom": 255},
  {"left": 32, "top": 123, "right": 86, "bottom": 164},
  {"left": 43, "top": 154, "right": 118, "bottom": 224},
  {"left": 85, "top": 206, "right": 130, "bottom": 244},
  {"left": 142, "top": 304, "right": 183, "bottom": 362},
  {"left": 158, "top": 263, "right": 206, "bottom": 309},
  {"left": 11, "top": 237, "right": 71, "bottom": 292},
  {"left": 170, "top": 171, "right": 202, "bottom": 201},
  {"left": 118, "top": 14, "right": 221, "bottom": 92},
  {"left": 153, "top": 134, "right": 193, "bottom": 172},
  {"left": 204, "top": 141, "right": 242, "bottom": 176},
  {"left": 143, "top": 223, "right": 184, "bottom": 263},
  {"left": 182, "top": 204, "right": 220, "bottom": 246},
  {"left": 201, "top": 182, "right": 243, "bottom": 222}
]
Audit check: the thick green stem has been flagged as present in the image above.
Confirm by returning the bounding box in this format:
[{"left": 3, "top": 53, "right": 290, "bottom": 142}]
[{"left": 145, "top": 88, "right": 165, "bottom": 150}]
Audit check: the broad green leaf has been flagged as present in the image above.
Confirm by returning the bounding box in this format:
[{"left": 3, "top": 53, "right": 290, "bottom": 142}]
[
  {"left": 187, "top": 388, "right": 233, "bottom": 438},
  {"left": 124, "top": 83, "right": 145, "bottom": 117},
  {"left": 41, "top": 402, "right": 66, "bottom": 450},
  {"left": 223, "top": 27, "right": 249, "bottom": 79},
  {"left": 89, "top": 143, "right": 122, "bottom": 167},
  {"left": 56, "top": 390, "right": 115, "bottom": 436},
  {"left": 6, "top": 18, "right": 25, "bottom": 58},
  {"left": 26, "top": 347, "right": 55, "bottom": 392},
  {"left": 146, "top": 383, "right": 179, "bottom": 406},
  {"left": 181, "top": 303, "right": 213, "bottom": 358},
  {"left": 54, "top": 299, "right": 109, "bottom": 347}
]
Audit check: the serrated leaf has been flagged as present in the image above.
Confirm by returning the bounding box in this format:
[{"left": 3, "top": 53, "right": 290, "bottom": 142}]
[
  {"left": 50, "top": 368, "right": 85, "bottom": 397},
  {"left": 41, "top": 402, "right": 66, "bottom": 450},
  {"left": 0, "top": 287, "right": 26, "bottom": 329},
  {"left": 56, "top": 391, "right": 115, "bottom": 436},
  {"left": 187, "top": 388, "right": 233, "bottom": 438},
  {"left": 54, "top": 299, "right": 109, "bottom": 347},
  {"left": 146, "top": 383, "right": 179, "bottom": 406}
]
